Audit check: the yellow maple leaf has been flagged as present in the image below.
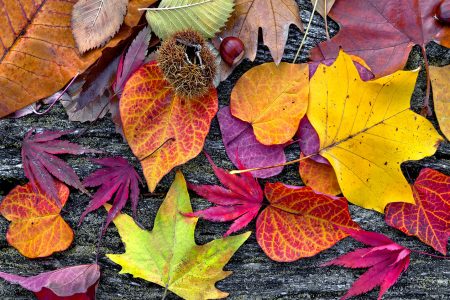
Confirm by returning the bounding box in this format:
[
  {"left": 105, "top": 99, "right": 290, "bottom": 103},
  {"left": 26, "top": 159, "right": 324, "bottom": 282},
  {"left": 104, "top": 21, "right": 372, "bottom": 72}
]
[
  {"left": 307, "top": 50, "right": 443, "bottom": 212},
  {"left": 106, "top": 172, "right": 250, "bottom": 300}
]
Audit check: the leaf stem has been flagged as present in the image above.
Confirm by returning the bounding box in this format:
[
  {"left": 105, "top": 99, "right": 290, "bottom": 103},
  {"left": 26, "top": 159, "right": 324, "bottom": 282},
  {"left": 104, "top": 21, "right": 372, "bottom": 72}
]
[
  {"left": 293, "top": 0, "right": 319, "bottom": 63},
  {"left": 324, "top": 0, "right": 330, "bottom": 40},
  {"left": 32, "top": 72, "right": 80, "bottom": 115},
  {"left": 229, "top": 153, "right": 316, "bottom": 174},
  {"left": 410, "top": 249, "right": 449, "bottom": 259},
  {"left": 420, "top": 46, "right": 431, "bottom": 116}
]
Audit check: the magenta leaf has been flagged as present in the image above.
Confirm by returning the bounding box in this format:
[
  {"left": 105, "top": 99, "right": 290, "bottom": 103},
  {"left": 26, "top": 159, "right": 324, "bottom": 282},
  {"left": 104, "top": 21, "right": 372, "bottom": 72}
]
[
  {"left": 80, "top": 157, "right": 142, "bottom": 234},
  {"left": 186, "top": 152, "right": 263, "bottom": 236},
  {"left": 0, "top": 264, "right": 100, "bottom": 300},
  {"left": 21, "top": 129, "right": 99, "bottom": 203},
  {"left": 217, "top": 106, "right": 286, "bottom": 178},
  {"left": 297, "top": 117, "right": 329, "bottom": 165},
  {"left": 113, "top": 26, "right": 151, "bottom": 96},
  {"left": 323, "top": 229, "right": 411, "bottom": 300}
]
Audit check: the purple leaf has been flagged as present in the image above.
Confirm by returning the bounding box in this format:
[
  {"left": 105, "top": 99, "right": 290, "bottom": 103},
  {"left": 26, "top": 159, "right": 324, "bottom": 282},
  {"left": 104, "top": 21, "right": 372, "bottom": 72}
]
[
  {"left": 297, "top": 117, "right": 329, "bottom": 165},
  {"left": 113, "top": 26, "right": 151, "bottom": 96},
  {"left": 217, "top": 106, "right": 286, "bottom": 178},
  {"left": 21, "top": 129, "right": 99, "bottom": 203},
  {"left": 186, "top": 152, "right": 263, "bottom": 236},
  {"left": 80, "top": 157, "right": 142, "bottom": 235},
  {"left": 0, "top": 264, "right": 100, "bottom": 299},
  {"left": 77, "top": 56, "right": 120, "bottom": 110}
]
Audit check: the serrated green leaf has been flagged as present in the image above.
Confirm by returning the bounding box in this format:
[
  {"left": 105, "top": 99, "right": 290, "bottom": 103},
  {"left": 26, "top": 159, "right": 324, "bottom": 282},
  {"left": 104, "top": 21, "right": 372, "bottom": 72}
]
[{"left": 145, "top": 0, "right": 234, "bottom": 39}]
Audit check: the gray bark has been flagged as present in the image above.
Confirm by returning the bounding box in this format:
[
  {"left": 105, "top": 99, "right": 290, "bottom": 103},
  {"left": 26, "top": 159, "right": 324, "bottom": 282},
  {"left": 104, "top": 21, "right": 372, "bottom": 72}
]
[{"left": 0, "top": 1, "right": 449, "bottom": 299}]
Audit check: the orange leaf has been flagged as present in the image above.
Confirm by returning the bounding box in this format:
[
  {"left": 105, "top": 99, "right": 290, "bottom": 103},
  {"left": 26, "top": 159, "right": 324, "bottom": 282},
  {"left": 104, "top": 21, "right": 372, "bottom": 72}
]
[
  {"left": 0, "top": 182, "right": 73, "bottom": 258},
  {"left": 230, "top": 62, "right": 309, "bottom": 145},
  {"left": 429, "top": 65, "right": 450, "bottom": 140},
  {"left": 120, "top": 62, "right": 218, "bottom": 192},
  {"left": 256, "top": 182, "right": 359, "bottom": 262},
  {"left": 299, "top": 153, "right": 341, "bottom": 196},
  {"left": 0, "top": 0, "right": 156, "bottom": 118}
]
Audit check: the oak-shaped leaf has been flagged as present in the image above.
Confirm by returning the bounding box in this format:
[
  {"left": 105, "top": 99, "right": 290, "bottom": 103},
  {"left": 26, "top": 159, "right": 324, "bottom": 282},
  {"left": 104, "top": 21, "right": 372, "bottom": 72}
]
[
  {"left": 385, "top": 168, "right": 450, "bottom": 255},
  {"left": 230, "top": 62, "right": 309, "bottom": 145},
  {"left": 0, "top": 264, "right": 100, "bottom": 300},
  {"left": 113, "top": 26, "right": 152, "bottom": 96},
  {"left": 306, "top": 50, "right": 442, "bottom": 212},
  {"left": 120, "top": 61, "right": 218, "bottom": 192},
  {"left": 106, "top": 171, "right": 250, "bottom": 299},
  {"left": 186, "top": 153, "right": 263, "bottom": 236},
  {"left": 0, "top": 182, "right": 73, "bottom": 258},
  {"left": 224, "top": 0, "right": 303, "bottom": 64},
  {"left": 21, "top": 129, "right": 99, "bottom": 204},
  {"left": 322, "top": 229, "right": 411, "bottom": 300},
  {"left": 80, "top": 157, "right": 142, "bottom": 234},
  {"left": 310, "top": 0, "right": 450, "bottom": 77},
  {"left": 217, "top": 106, "right": 286, "bottom": 178},
  {"left": 256, "top": 182, "right": 359, "bottom": 262}
]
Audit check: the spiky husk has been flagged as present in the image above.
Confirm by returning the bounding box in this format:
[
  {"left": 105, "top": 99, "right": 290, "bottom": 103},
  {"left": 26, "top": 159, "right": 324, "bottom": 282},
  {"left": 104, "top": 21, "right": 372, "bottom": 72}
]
[{"left": 157, "top": 30, "right": 216, "bottom": 99}]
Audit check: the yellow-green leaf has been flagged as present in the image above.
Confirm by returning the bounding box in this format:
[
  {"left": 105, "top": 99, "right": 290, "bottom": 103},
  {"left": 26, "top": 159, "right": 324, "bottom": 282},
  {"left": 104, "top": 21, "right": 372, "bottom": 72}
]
[
  {"left": 106, "top": 171, "right": 250, "bottom": 300},
  {"left": 307, "top": 50, "right": 442, "bottom": 213},
  {"left": 145, "top": 0, "right": 234, "bottom": 40}
]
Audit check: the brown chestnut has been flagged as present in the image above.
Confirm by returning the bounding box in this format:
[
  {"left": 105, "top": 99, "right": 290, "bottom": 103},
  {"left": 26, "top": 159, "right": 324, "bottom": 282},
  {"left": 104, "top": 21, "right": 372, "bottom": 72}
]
[
  {"left": 436, "top": 0, "right": 450, "bottom": 24},
  {"left": 219, "top": 37, "right": 245, "bottom": 66}
]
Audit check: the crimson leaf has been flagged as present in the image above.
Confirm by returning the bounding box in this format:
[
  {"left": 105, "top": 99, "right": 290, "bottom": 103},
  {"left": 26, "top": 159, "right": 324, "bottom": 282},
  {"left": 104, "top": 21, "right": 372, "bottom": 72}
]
[
  {"left": 185, "top": 153, "right": 263, "bottom": 236},
  {"left": 322, "top": 229, "right": 411, "bottom": 300},
  {"left": 22, "top": 129, "right": 98, "bottom": 204},
  {"left": 80, "top": 157, "right": 142, "bottom": 234}
]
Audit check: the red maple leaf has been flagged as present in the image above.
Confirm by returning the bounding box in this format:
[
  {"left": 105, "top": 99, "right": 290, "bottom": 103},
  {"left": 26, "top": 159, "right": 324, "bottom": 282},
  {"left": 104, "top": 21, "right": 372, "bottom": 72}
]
[
  {"left": 185, "top": 153, "right": 263, "bottom": 236},
  {"left": 322, "top": 229, "right": 411, "bottom": 300},
  {"left": 80, "top": 157, "right": 142, "bottom": 234},
  {"left": 385, "top": 168, "right": 450, "bottom": 255},
  {"left": 21, "top": 129, "right": 98, "bottom": 204}
]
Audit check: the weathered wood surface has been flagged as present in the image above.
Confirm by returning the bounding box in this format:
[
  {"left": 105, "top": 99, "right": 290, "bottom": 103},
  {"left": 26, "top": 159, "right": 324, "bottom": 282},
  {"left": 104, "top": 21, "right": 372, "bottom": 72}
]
[{"left": 1, "top": 1, "right": 450, "bottom": 299}]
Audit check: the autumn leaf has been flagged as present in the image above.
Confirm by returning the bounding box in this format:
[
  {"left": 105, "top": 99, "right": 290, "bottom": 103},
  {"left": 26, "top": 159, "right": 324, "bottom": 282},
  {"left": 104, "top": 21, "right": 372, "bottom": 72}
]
[
  {"left": 385, "top": 168, "right": 450, "bottom": 255},
  {"left": 80, "top": 157, "right": 142, "bottom": 234},
  {"left": 106, "top": 171, "right": 250, "bottom": 300},
  {"left": 120, "top": 62, "right": 218, "bottom": 192},
  {"left": 299, "top": 153, "right": 341, "bottom": 195},
  {"left": 145, "top": 0, "right": 234, "bottom": 40},
  {"left": 185, "top": 153, "right": 263, "bottom": 236},
  {"left": 0, "top": 264, "right": 100, "bottom": 300},
  {"left": 313, "top": 0, "right": 336, "bottom": 18},
  {"left": 306, "top": 50, "right": 442, "bottom": 212},
  {"left": 113, "top": 26, "right": 152, "bottom": 96},
  {"left": 430, "top": 65, "right": 450, "bottom": 140},
  {"left": 323, "top": 229, "right": 411, "bottom": 300},
  {"left": 217, "top": 106, "right": 286, "bottom": 178},
  {"left": 71, "top": 0, "right": 128, "bottom": 53},
  {"left": 21, "top": 129, "right": 98, "bottom": 203},
  {"left": 256, "top": 182, "right": 359, "bottom": 262},
  {"left": 310, "top": 0, "right": 450, "bottom": 77},
  {"left": 224, "top": 0, "right": 303, "bottom": 64},
  {"left": 0, "top": 182, "right": 73, "bottom": 258},
  {"left": 230, "top": 62, "right": 309, "bottom": 145},
  {"left": 0, "top": 0, "right": 155, "bottom": 118}
]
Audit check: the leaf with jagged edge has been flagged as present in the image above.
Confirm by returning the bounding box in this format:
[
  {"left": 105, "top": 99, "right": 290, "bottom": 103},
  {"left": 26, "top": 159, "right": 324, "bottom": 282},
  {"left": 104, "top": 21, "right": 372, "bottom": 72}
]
[{"left": 145, "top": 0, "right": 234, "bottom": 39}]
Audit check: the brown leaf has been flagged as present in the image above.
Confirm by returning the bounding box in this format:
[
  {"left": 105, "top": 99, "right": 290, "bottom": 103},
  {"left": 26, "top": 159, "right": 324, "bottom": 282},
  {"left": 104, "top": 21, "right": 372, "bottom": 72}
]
[
  {"left": 0, "top": 0, "right": 156, "bottom": 118},
  {"left": 314, "top": 0, "right": 336, "bottom": 18},
  {"left": 71, "top": 0, "right": 129, "bottom": 53},
  {"left": 224, "top": 0, "right": 303, "bottom": 64}
]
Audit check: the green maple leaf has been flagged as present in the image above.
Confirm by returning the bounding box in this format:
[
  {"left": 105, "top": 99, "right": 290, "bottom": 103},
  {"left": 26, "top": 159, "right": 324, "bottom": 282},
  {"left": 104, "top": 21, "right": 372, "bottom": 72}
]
[{"left": 106, "top": 171, "right": 250, "bottom": 300}]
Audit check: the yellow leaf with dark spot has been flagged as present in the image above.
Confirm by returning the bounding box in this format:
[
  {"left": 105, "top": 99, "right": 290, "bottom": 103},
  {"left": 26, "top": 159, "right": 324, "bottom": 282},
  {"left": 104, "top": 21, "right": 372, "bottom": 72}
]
[{"left": 307, "top": 50, "right": 442, "bottom": 212}]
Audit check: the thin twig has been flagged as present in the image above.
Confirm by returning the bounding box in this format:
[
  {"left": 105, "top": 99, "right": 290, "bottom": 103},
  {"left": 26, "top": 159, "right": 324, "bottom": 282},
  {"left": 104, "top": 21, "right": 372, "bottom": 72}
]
[{"left": 293, "top": 0, "right": 319, "bottom": 63}]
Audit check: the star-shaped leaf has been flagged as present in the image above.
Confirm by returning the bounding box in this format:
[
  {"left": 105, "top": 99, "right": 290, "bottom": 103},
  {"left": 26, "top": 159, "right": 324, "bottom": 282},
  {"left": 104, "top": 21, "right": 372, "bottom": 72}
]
[{"left": 106, "top": 171, "right": 250, "bottom": 300}]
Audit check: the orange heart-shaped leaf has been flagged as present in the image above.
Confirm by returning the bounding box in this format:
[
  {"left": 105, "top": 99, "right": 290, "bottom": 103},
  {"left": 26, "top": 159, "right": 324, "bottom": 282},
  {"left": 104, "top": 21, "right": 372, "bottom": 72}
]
[
  {"left": 0, "top": 182, "right": 73, "bottom": 258},
  {"left": 256, "top": 182, "right": 359, "bottom": 262},
  {"left": 120, "top": 62, "right": 218, "bottom": 191}
]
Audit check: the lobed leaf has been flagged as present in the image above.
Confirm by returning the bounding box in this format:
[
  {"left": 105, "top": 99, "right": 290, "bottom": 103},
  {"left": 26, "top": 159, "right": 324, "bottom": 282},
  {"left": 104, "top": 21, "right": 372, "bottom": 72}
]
[{"left": 0, "top": 182, "right": 73, "bottom": 258}]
